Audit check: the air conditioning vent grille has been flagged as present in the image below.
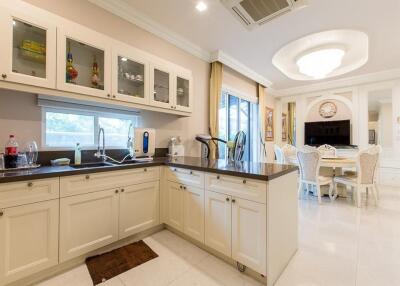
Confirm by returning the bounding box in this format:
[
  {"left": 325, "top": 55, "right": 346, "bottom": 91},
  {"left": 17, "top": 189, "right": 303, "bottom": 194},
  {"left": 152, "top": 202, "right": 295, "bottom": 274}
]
[
  {"left": 232, "top": 6, "right": 252, "bottom": 25},
  {"left": 239, "top": 0, "right": 290, "bottom": 22}
]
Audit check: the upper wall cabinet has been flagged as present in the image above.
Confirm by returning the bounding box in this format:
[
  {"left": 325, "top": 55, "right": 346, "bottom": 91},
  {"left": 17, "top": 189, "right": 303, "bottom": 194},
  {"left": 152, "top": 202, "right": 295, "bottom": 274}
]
[
  {"left": 56, "top": 26, "right": 111, "bottom": 98},
  {"left": 150, "top": 63, "right": 174, "bottom": 110},
  {"left": 0, "top": 9, "right": 56, "bottom": 88},
  {"left": 112, "top": 44, "right": 149, "bottom": 105},
  {"left": 174, "top": 70, "right": 193, "bottom": 113}
]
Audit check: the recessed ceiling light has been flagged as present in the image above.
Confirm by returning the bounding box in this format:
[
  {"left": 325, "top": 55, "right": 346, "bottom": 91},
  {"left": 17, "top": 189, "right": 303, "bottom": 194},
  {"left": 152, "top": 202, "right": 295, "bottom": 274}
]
[
  {"left": 296, "top": 48, "right": 345, "bottom": 79},
  {"left": 196, "top": 1, "right": 207, "bottom": 12},
  {"left": 121, "top": 57, "right": 128, "bottom": 62}
]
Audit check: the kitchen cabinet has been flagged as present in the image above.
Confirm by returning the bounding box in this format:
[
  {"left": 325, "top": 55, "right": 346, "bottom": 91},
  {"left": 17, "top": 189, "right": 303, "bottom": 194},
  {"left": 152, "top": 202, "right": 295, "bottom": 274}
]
[
  {"left": 119, "top": 181, "right": 160, "bottom": 239},
  {"left": 174, "top": 70, "right": 193, "bottom": 113},
  {"left": 112, "top": 44, "right": 150, "bottom": 105},
  {"left": 0, "top": 200, "right": 59, "bottom": 285},
  {"left": 0, "top": 8, "right": 56, "bottom": 88},
  {"left": 149, "top": 63, "right": 174, "bottom": 110},
  {"left": 204, "top": 190, "right": 232, "bottom": 257},
  {"left": 183, "top": 185, "right": 204, "bottom": 243},
  {"left": 56, "top": 25, "right": 111, "bottom": 98},
  {"left": 166, "top": 181, "right": 184, "bottom": 232},
  {"left": 231, "top": 197, "right": 266, "bottom": 275},
  {"left": 59, "top": 188, "right": 119, "bottom": 262}
]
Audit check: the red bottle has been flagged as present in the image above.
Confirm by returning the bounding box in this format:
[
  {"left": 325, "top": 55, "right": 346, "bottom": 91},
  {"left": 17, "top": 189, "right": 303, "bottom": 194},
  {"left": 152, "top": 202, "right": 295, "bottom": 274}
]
[{"left": 5, "top": 135, "right": 18, "bottom": 155}]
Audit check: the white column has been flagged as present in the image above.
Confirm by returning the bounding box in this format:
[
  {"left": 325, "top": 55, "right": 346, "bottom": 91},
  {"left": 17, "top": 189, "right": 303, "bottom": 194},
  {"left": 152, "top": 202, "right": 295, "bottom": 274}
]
[
  {"left": 392, "top": 82, "right": 400, "bottom": 157},
  {"left": 295, "top": 95, "right": 307, "bottom": 148},
  {"left": 357, "top": 87, "right": 369, "bottom": 149}
]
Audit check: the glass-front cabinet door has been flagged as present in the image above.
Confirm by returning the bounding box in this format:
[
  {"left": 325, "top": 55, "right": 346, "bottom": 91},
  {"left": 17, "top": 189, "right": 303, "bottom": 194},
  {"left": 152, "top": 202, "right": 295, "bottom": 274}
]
[
  {"left": 150, "top": 64, "right": 174, "bottom": 110},
  {"left": 112, "top": 45, "right": 149, "bottom": 105},
  {"left": 0, "top": 9, "right": 56, "bottom": 88},
  {"left": 57, "top": 26, "right": 111, "bottom": 98},
  {"left": 174, "top": 72, "right": 193, "bottom": 112}
]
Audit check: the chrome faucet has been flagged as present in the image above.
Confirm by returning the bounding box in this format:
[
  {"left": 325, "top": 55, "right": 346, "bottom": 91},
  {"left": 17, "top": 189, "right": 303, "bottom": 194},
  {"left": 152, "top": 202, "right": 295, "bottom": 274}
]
[{"left": 95, "top": 127, "right": 106, "bottom": 162}]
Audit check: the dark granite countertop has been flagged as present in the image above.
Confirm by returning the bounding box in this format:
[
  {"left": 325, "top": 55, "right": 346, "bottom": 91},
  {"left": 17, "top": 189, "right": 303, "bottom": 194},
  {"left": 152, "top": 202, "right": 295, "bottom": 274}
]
[{"left": 0, "top": 156, "right": 297, "bottom": 184}]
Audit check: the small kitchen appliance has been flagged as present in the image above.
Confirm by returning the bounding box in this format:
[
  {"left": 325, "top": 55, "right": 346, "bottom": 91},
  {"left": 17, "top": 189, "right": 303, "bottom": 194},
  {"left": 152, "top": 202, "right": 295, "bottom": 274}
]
[{"left": 131, "top": 128, "right": 156, "bottom": 158}]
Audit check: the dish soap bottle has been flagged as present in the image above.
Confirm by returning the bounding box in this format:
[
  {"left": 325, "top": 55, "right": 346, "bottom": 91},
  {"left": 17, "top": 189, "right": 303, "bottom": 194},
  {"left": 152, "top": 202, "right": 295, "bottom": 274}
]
[{"left": 74, "top": 143, "right": 81, "bottom": 165}]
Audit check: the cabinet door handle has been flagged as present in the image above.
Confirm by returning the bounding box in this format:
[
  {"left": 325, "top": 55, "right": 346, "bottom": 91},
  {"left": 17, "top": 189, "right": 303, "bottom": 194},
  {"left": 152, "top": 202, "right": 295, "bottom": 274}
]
[
  {"left": 115, "top": 189, "right": 119, "bottom": 194},
  {"left": 1, "top": 74, "right": 6, "bottom": 79},
  {"left": 232, "top": 199, "right": 236, "bottom": 203},
  {"left": 171, "top": 106, "right": 174, "bottom": 109},
  {"left": 242, "top": 179, "right": 246, "bottom": 184},
  {"left": 85, "top": 175, "right": 90, "bottom": 180},
  {"left": 174, "top": 168, "right": 177, "bottom": 172},
  {"left": 144, "top": 168, "right": 147, "bottom": 172},
  {"left": 183, "top": 186, "right": 187, "bottom": 190},
  {"left": 121, "top": 189, "right": 125, "bottom": 192},
  {"left": 189, "top": 171, "right": 193, "bottom": 175},
  {"left": 226, "top": 197, "right": 230, "bottom": 202},
  {"left": 179, "top": 185, "right": 183, "bottom": 189},
  {"left": 0, "top": 209, "right": 3, "bottom": 216},
  {"left": 27, "top": 182, "right": 33, "bottom": 187},
  {"left": 112, "top": 95, "right": 116, "bottom": 98},
  {"left": 216, "top": 175, "right": 220, "bottom": 179}
]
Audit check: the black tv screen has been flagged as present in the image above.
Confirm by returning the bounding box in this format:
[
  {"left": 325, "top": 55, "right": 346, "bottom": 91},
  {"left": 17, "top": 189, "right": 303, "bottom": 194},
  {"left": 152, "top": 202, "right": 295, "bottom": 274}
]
[{"left": 305, "top": 120, "right": 351, "bottom": 146}]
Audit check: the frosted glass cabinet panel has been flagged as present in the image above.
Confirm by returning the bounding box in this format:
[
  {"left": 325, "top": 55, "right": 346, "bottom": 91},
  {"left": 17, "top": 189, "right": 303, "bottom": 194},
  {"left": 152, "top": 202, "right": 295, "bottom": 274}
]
[
  {"left": 112, "top": 45, "right": 149, "bottom": 104},
  {"left": 0, "top": 9, "right": 56, "bottom": 88},
  {"left": 57, "top": 26, "right": 111, "bottom": 98}
]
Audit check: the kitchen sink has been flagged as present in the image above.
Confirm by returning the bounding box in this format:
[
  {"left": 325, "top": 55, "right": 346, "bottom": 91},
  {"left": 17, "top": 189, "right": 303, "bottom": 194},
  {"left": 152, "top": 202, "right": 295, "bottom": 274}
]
[{"left": 70, "top": 162, "right": 116, "bottom": 169}]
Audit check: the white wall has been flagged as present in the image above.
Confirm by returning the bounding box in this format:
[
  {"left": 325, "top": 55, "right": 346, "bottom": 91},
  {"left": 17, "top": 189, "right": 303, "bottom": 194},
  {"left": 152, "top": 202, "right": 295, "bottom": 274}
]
[{"left": 0, "top": 0, "right": 210, "bottom": 156}]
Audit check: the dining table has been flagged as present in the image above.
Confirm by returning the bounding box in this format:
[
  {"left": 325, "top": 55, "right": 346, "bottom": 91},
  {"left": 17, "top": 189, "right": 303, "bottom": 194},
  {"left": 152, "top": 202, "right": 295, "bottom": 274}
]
[{"left": 286, "top": 155, "right": 357, "bottom": 197}]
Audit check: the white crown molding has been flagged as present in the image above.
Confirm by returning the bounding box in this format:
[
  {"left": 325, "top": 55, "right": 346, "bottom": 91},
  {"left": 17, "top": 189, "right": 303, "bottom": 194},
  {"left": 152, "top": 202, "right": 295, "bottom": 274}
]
[
  {"left": 274, "top": 68, "right": 400, "bottom": 97},
  {"left": 211, "top": 50, "right": 273, "bottom": 88},
  {"left": 88, "top": 0, "right": 211, "bottom": 62}
]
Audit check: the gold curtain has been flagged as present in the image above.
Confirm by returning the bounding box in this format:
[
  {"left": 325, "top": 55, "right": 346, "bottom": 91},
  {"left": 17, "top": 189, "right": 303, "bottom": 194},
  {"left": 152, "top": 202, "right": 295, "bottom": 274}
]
[
  {"left": 209, "top": 61, "right": 223, "bottom": 159},
  {"left": 288, "top": 102, "right": 296, "bottom": 145},
  {"left": 258, "top": 83, "right": 267, "bottom": 162}
]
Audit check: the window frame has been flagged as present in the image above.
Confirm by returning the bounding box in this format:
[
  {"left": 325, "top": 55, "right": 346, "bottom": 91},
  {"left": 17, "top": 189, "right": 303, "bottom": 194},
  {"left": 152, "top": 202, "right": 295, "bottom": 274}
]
[
  {"left": 42, "top": 107, "right": 139, "bottom": 150},
  {"left": 219, "top": 87, "right": 259, "bottom": 161}
]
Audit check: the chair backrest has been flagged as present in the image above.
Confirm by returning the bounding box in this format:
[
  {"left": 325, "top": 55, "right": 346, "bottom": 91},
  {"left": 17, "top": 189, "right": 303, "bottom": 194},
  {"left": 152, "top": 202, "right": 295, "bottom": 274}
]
[
  {"left": 317, "top": 144, "right": 337, "bottom": 157},
  {"left": 282, "top": 144, "right": 297, "bottom": 157},
  {"left": 356, "top": 145, "right": 381, "bottom": 185},
  {"left": 297, "top": 148, "right": 321, "bottom": 183},
  {"left": 274, "top": 144, "right": 285, "bottom": 164}
]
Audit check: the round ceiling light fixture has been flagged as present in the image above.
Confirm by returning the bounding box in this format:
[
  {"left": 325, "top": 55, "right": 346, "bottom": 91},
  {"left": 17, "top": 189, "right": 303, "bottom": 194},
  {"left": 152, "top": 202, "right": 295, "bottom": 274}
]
[
  {"left": 272, "top": 30, "right": 369, "bottom": 81},
  {"left": 296, "top": 48, "right": 345, "bottom": 79}
]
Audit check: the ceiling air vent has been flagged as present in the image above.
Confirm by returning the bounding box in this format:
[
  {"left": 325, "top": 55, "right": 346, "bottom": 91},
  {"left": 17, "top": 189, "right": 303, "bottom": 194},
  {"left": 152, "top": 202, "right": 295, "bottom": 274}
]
[{"left": 221, "top": 0, "right": 307, "bottom": 29}]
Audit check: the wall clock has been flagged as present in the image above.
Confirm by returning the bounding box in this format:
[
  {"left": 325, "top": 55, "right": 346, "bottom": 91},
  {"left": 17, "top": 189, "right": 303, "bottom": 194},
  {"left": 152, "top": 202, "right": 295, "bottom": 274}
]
[{"left": 319, "top": 101, "right": 337, "bottom": 118}]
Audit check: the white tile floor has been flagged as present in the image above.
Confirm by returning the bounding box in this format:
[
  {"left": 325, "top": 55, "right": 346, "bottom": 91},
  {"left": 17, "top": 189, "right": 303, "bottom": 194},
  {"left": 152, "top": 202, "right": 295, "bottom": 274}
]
[{"left": 36, "top": 185, "right": 400, "bottom": 286}]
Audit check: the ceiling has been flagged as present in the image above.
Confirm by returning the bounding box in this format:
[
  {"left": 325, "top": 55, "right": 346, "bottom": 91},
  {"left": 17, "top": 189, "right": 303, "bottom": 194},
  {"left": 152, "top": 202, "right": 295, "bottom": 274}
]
[{"left": 94, "top": 0, "right": 400, "bottom": 90}]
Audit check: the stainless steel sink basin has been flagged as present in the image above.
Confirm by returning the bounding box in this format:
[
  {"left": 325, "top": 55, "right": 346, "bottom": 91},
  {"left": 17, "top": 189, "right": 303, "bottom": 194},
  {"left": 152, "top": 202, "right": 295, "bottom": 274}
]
[{"left": 70, "top": 162, "right": 115, "bottom": 169}]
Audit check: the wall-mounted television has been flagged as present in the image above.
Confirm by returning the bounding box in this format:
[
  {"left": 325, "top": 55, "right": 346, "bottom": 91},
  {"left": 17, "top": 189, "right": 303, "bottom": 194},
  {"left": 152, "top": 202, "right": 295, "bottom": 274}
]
[{"left": 305, "top": 120, "right": 351, "bottom": 146}]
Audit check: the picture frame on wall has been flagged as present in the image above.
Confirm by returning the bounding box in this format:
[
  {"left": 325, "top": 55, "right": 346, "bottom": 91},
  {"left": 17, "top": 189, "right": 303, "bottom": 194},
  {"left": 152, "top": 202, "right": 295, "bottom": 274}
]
[
  {"left": 368, "top": 129, "right": 376, "bottom": 144},
  {"left": 265, "top": 107, "right": 274, "bottom": 141},
  {"left": 282, "top": 113, "right": 287, "bottom": 141}
]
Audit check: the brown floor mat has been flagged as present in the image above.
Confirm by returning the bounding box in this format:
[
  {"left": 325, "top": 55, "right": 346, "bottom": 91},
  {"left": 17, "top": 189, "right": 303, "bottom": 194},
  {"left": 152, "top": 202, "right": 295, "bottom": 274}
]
[{"left": 85, "top": 240, "right": 158, "bottom": 285}]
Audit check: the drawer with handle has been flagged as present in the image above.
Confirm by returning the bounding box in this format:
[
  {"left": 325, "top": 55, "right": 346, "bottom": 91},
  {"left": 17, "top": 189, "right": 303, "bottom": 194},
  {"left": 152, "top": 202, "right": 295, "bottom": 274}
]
[
  {"left": 205, "top": 173, "right": 266, "bottom": 204},
  {"left": 0, "top": 178, "right": 59, "bottom": 208},
  {"left": 60, "top": 167, "right": 160, "bottom": 197},
  {"left": 166, "top": 166, "right": 204, "bottom": 188}
]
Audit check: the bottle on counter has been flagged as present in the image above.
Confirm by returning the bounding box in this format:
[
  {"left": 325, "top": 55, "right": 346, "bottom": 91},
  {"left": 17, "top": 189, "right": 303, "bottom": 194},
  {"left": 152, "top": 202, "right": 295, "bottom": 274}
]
[
  {"left": 74, "top": 143, "right": 81, "bottom": 165},
  {"left": 4, "top": 135, "right": 19, "bottom": 169}
]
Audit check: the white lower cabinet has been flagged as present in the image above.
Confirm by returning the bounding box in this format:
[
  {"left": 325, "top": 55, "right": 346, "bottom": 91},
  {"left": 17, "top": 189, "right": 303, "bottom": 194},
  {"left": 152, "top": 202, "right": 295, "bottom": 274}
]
[
  {"left": 59, "top": 188, "right": 119, "bottom": 262},
  {"left": 166, "top": 181, "right": 184, "bottom": 232},
  {"left": 119, "top": 181, "right": 160, "bottom": 239},
  {"left": 231, "top": 198, "right": 266, "bottom": 275},
  {"left": 204, "top": 191, "right": 232, "bottom": 257},
  {"left": 0, "top": 200, "right": 59, "bottom": 285},
  {"left": 183, "top": 185, "right": 204, "bottom": 243}
]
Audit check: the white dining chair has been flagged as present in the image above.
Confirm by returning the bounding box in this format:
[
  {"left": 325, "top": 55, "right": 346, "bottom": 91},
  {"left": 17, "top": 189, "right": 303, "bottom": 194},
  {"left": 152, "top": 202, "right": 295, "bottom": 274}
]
[
  {"left": 274, "top": 144, "right": 285, "bottom": 164},
  {"left": 317, "top": 144, "right": 337, "bottom": 157},
  {"left": 333, "top": 145, "right": 381, "bottom": 208},
  {"left": 275, "top": 144, "right": 297, "bottom": 164},
  {"left": 297, "top": 148, "right": 334, "bottom": 203}
]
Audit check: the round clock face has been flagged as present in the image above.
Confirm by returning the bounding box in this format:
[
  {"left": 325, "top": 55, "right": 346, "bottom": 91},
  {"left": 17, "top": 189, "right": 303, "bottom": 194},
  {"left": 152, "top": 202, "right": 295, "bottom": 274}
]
[{"left": 319, "top": 102, "right": 337, "bottom": 118}]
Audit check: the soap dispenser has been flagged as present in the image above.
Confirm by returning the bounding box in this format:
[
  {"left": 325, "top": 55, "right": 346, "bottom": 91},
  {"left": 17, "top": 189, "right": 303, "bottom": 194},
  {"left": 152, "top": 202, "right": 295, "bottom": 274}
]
[{"left": 74, "top": 143, "right": 81, "bottom": 165}]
